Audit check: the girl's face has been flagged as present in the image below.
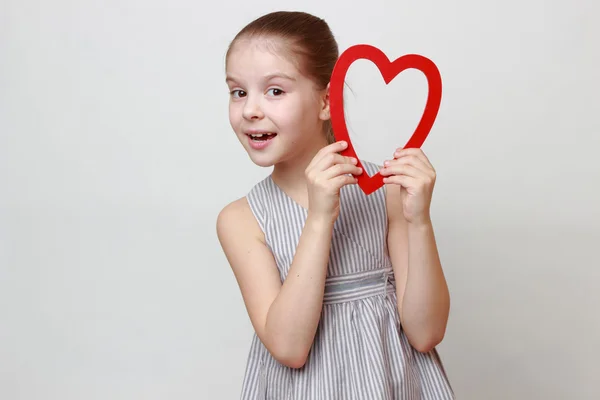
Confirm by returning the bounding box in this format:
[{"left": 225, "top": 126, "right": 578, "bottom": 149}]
[{"left": 225, "top": 37, "right": 329, "bottom": 168}]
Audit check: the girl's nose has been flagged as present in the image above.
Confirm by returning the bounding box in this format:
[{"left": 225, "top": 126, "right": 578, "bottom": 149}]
[{"left": 242, "top": 95, "right": 264, "bottom": 120}]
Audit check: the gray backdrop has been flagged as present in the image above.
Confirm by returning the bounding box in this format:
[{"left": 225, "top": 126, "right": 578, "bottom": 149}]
[{"left": 1, "top": 0, "right": 599, "bottom": 398}]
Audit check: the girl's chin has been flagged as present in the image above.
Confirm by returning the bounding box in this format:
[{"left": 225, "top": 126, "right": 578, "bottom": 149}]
[{"left": 247, "top": 155, "right": 277, "bottom": 168}]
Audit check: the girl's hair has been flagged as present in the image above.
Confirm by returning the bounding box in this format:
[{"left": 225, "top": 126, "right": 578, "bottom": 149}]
[{"left": 226, "top": 11, "right": 339, "bottom": 144}]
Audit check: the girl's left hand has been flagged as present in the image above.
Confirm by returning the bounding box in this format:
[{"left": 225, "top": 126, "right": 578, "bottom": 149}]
[{"left": 379, "top": 147, "right": 436, "bottom": 225}]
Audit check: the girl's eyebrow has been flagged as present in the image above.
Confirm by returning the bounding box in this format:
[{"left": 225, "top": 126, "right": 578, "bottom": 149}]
[
  {"left": 263, "top": 72, "right": 296, "bottom": 82},
  {"left": 225, "top": 72, "right": 297, "bottom": 84}
]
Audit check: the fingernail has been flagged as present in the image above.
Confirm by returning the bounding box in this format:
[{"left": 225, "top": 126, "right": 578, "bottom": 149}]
[{"left": 384, "top": 160, "right": 390, "bottom": 166}]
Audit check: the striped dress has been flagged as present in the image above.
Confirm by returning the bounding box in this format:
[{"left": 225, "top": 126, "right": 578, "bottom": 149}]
[{"left": 240, "top": 161, "right": 454, "bottom": 399}]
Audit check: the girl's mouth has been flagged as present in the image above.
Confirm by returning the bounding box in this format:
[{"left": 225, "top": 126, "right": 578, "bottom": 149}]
[
  {"left": 248, "top": 132, "right": 277, "bottom": 141},
  {"left": 246, "top": 132, "right": 277, "bottom": 150}
]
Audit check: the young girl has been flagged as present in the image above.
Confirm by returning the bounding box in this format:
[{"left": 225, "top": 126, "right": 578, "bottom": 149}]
[{"left": 217, "top": 10, "right": 454, "bottom": 400}]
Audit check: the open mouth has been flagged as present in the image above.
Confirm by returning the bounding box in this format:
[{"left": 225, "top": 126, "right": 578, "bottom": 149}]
[{"left": 247, "top": 132, "right": 277, "bottom": 141}]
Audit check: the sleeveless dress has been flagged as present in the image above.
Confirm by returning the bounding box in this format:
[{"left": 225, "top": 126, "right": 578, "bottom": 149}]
[{"left": 240, "top": 161, "right": 454, "bottom": 400}]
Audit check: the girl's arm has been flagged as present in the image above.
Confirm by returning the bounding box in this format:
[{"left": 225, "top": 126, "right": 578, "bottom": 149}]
[
  {"left": 381, "top": 148, "right": 451, "bottom": 353},
  {"left": 386, "top": 195, "right": 450, "bottom": 352},
  {"left": 217, "top": 197, "right": 334, "bottom": 369}
]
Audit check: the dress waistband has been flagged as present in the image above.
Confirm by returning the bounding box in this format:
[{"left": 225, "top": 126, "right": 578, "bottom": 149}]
[{"left": 323, "top": 268, "right": 395, "bottom": 305}]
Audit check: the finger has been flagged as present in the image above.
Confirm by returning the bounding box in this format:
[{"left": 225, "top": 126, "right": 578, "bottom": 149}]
[
  {"left": 315, "top": 152, "right": 357, "bottom": 172},
  {"left": 330, "top": 173, "right": 359, "bottom": 190},
  {"left": 380, "top": 162, "right": 426, "bottom": 179},
  {"left": 322, "top": 163, "right": 363, "bottom": 180},
  {"left": 382, "top": 174, "right": 417, "bottom": 188},
  {"left": 309, "top": 140, "right": 349, "bottom": 168},
  {"left": 394, "top": 147, "right": 434, "bottom": 170},
  {"left": 385, "top": 155, "right": 432, "bottom": 176}
]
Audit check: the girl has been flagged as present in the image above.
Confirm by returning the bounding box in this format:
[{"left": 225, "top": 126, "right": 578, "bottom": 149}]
[{"left": 217, "top": 10, "right": 454, "bottom": 400}]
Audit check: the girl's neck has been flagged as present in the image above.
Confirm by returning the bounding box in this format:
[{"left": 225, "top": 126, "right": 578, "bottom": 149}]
[{"left": 270, "top": 136, "right": 329, "bottom": 208}]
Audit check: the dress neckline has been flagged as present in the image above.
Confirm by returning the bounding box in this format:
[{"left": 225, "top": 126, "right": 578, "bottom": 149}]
[{"left": 268, "top": 175, "right": 308, "bottom": 212}]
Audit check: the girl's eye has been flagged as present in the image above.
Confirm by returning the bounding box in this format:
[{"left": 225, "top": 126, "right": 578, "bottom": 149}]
[
  {"left": 230, "top": 89, "right": 246, "bottom": 98},
  {"left": 267, "top": 88, "right": 284, "bottom": 96}
]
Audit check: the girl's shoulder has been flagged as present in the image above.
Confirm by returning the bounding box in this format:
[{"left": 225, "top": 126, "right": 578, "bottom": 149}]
[
  {"left": 216, "top": 195, "right": 266, "bottom": 249},
  {"left": 217, "top": 175, "right": 272, "bottom": 240}
]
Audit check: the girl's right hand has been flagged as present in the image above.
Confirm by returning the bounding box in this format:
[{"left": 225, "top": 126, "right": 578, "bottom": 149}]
[{"left": 305, "top": 141, "right": 363, "bottom": 222}]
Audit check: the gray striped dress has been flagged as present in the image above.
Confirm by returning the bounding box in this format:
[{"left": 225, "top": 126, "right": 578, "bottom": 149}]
[{"left": 241, "top": 161, "right": 454, "bottom": 399}]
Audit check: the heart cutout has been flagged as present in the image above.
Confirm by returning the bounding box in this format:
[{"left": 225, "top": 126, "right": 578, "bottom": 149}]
[{"left": 329, "top": 44, "right": 442, "bottom": 195}]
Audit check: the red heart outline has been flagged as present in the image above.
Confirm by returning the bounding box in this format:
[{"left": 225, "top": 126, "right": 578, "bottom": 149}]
[{"left": 329, "top": 44, "right": 443, "bottom": 195}]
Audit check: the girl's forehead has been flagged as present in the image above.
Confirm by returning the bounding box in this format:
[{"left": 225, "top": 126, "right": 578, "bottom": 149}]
[
  {"left": 232, "top": 36, "right": 284, "bottom": 55},
  {"left": 227, "top": 37, "right": 301, "bottom": 77}
]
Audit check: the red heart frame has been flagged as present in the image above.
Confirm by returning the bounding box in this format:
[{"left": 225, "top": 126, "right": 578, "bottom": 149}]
[{"left": 329, "top": 44, "right": 442, "bottom": 195}]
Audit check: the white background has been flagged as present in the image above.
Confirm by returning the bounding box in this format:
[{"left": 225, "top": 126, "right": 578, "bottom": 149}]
[{"left": 1, "top": 0, "right": 599, "bottom": 399}]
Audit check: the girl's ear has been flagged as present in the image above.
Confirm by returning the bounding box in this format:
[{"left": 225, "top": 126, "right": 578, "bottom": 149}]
[{"left": 319, "top": 83, "right": 331, "bottom": 121}]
